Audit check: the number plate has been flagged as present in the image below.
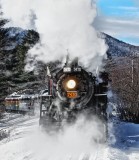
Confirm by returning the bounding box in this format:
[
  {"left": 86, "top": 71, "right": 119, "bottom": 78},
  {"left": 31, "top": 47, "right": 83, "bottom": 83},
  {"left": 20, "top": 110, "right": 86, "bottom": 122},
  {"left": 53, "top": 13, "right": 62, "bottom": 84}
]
[
  {"left": 67, "top": 91, "right": 78, "bottom": 98},
  {"left": 63, "top": 67, "right": 71, "bottom": 72}
]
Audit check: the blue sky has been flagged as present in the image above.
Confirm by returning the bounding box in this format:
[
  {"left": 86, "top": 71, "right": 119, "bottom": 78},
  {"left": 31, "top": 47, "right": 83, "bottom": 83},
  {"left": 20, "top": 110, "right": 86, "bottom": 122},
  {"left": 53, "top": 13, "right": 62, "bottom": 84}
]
[{"left": 94, "top": 0, "right": 139, "bottom": 45}]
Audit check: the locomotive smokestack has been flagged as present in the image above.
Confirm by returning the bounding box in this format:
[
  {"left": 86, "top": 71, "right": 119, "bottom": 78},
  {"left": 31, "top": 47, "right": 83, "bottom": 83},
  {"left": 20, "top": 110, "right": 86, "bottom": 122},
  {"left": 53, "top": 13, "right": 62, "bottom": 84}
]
[
  {"left": 65, "top": 53, "right": 70, "bottom": 67},
  {"left": 65, "top": 54, "right": 79, "bottom": 68},
  {"left": 71, "top": 57, "right": 78, "bottom": 67}
]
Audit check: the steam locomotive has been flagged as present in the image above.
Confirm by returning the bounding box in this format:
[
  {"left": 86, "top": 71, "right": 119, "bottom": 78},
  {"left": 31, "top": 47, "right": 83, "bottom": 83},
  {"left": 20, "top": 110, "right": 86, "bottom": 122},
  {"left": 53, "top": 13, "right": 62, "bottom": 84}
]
[{"left": 39, "top": 57, "right": 109, "bottom": 128}]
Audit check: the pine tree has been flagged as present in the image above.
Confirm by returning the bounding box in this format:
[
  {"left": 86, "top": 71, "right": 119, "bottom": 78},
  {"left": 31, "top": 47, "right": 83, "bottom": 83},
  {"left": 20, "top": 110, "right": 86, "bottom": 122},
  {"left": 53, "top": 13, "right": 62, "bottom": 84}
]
[
  {"left": 0, "top": 18, "right": 40, "bottom": 105},
  {"left": 12, "top": 30, "right": 39, "bottom": 82},
  {"left": 0, "top": 19, "right": 14, "bottom": 104}
]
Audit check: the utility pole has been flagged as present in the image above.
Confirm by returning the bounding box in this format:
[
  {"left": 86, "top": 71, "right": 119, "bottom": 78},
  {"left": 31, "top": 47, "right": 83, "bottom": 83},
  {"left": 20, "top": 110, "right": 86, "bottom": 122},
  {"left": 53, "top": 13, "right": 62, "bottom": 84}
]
[{"left": 132, "top": 59, "right": 134, "bottom": 85}]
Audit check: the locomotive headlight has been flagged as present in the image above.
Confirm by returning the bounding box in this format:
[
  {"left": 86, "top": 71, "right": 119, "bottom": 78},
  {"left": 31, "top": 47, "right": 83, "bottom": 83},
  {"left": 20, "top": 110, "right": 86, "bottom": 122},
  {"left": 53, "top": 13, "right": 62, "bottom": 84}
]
[{"left": 66, "top": 80, "right": 76, "bottom": 89}]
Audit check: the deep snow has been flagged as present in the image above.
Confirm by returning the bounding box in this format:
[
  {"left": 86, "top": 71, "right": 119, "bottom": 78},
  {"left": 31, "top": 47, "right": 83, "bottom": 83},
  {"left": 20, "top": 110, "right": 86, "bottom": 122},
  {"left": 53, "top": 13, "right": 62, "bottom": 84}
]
[{"left": 0, "top": 109, "right": 139, "bottom": 160}]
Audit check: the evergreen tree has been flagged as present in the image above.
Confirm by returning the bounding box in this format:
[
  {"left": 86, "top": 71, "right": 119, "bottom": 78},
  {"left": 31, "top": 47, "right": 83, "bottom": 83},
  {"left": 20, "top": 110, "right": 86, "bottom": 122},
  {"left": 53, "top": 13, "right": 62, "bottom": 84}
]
[
  {"left": 0, "top": 19, "right": 14, "bottom": 103},
  {"left": 0, "top": 18, "right": 40, "bottom": 104}
]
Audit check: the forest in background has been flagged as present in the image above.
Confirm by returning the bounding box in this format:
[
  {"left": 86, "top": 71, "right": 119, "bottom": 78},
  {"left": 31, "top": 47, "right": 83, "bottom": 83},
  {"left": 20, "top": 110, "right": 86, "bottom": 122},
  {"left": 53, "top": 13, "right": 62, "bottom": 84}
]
[{"left": 106, "top": 56, "right": 139, "bottom": 123}]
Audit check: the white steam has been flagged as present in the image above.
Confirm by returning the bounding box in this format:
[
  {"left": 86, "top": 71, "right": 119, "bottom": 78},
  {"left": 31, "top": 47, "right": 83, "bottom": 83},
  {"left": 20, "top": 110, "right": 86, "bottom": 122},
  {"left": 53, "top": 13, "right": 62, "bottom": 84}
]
[
  {"left": 0, "top": 0, "right": 107, "bottom": 72},
  {"left": 25, "top": 116, "right": 105, "bottom": 160}
]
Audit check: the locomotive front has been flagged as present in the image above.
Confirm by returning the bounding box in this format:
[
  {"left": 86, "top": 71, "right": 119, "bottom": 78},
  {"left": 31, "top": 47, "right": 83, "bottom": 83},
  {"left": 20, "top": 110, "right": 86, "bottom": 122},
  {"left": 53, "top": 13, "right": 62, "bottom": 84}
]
[
  {"left": 55, "top": 63, "right": 95, "bottom": 108},
  {"left": 39, "top": 58, "right": 108, "bottom": 126}
]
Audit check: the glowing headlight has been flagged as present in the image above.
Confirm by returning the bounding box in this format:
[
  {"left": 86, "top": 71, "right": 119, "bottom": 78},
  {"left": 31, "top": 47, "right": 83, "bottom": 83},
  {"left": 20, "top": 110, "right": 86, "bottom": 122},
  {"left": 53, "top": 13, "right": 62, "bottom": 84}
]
[{"left": 67, "top": 80, "right": 76, "bottom": 89}]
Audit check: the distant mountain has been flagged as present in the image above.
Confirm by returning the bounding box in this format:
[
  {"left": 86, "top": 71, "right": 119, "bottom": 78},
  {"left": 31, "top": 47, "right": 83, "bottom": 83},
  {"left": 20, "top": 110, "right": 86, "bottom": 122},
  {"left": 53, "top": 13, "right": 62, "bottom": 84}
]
[
  {"left": 103, "top": 33, "right": 139, "bottom": 58},
  {"left": 6, "top": 27, "right": 27, "bottom": 50},
  {"left": 6, "top": 29, "right": 139, "bottom": 58}
]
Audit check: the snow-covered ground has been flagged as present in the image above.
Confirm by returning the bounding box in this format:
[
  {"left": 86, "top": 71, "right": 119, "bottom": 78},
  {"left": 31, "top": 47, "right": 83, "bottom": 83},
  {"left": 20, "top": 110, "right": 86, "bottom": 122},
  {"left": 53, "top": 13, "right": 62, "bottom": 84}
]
[
  {"left": 104, "top": 117, "right": 139, "bottom": 160},
  {"left": 0, "top": 109, "right": 139, "bottom": 160}
]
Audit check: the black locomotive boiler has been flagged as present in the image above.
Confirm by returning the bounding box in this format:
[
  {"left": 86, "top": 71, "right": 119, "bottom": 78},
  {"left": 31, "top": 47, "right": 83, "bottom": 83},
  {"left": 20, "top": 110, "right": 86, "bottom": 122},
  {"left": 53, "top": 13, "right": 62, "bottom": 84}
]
[{"left": 39, "top": 57, "right": 109, "bottom": 128}]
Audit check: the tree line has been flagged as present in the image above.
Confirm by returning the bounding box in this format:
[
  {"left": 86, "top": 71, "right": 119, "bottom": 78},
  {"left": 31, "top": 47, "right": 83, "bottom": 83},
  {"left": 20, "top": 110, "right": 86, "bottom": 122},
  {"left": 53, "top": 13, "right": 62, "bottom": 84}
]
[{"left": 106, "top": 56, "right": 139, "bottom": 123}]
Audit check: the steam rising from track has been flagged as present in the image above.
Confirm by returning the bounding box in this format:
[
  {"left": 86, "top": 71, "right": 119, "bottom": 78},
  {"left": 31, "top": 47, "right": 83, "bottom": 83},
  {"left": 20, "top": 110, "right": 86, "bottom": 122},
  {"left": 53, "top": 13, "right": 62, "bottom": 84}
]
[
  {"left": 0, "top": 0, "right": 107, "bottom": 72},
  {"left": 26, "top": 116, "right": 105, "bottom": 160}
]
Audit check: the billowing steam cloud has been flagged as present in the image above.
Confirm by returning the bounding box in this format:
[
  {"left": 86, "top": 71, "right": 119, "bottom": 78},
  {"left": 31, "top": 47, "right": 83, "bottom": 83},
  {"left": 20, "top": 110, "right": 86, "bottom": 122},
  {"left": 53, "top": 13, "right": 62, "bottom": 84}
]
[
  {"left": 25, "top": 116, "right": 106, "bottom": 160},
  {"left": 0, "top": 0, "right": 107, "bottom": 72}
]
